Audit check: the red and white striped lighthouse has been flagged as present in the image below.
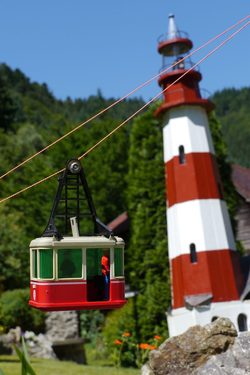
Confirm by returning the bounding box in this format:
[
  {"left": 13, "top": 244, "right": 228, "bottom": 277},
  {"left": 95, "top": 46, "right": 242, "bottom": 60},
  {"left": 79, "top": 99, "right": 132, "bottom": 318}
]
[{"left": 157, "top": 14, "right": 250, "bottom": 336}]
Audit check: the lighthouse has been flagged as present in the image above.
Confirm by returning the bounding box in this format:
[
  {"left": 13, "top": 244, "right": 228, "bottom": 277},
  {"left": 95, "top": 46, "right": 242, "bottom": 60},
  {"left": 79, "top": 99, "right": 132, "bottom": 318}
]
[{"left": 156, "top": 14, "right": 250, "bottom": 336}]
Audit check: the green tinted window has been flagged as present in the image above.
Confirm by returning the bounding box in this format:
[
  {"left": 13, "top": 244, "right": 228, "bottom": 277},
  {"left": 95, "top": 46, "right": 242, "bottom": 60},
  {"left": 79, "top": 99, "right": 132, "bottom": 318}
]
[
  {"left": 32, "top": 250, "right": 38, "bottom": 278},
  {"left": 58, "top": 249, "right": 82, "bottom": 278},
  {"left": 40, "top": 249, "right": 53, "bottom": 279},
  {"left": 114, "top": 248, "right": 124, "bottom": 277},
  {"left": 86, "top": 249, "right": 103, "bottom": 278}
]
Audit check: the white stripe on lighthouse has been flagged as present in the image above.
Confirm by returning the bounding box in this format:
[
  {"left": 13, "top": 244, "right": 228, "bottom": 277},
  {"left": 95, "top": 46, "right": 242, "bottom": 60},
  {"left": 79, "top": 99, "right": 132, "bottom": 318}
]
[
  {"left": 167, "top": 199, "right": 236, "bottom": 260},
  {"left": 163, "top": 106, "right": 215, "bottom": 163}
]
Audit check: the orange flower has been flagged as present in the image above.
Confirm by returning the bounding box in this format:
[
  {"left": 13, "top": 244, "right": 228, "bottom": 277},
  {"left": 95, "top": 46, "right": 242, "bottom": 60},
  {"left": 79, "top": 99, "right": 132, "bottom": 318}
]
[
  {"left": 139, "top": 343, "right": 150, "bottom": 350},
  {"left": 139, "top": 343, "right": 157, "bottom": 350},
  {"left": 148, "top": 345, "right": 156, "bottom": 350},
  {"left": 154, "top": 335, "right": 161, "bottom": 341},
  {"left": 114, "top": 339, "right": 122, "bottom": 345},
  {"left": 122, "top": 332, "right": 131, "bottom": 337}
]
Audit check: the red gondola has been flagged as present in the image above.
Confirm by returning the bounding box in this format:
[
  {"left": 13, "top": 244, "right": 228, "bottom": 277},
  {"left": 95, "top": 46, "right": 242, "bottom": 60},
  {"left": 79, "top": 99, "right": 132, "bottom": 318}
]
[{"left": 29, "top": 159, "right": 126, "bottom": 311}]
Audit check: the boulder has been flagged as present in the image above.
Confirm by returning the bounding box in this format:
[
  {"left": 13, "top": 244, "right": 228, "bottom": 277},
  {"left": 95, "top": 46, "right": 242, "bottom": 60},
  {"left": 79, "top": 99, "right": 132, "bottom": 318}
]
[
  {"left": 146, "top": 318, "right": 237, "bottom": 375},
  {"left": 0, "top": 326, "right": 21, "bottom": 355},
  {"left": 24, "top": 331, "right": 56, "bottom": 359},
  {"left": 45, "top": 311, "right": 86, "bottom": 364},
  {"left": 45, "top": 311, "right": 79, "bottom": 341},
  {"left": 195, "top": 331, "right": 250, "bottom": 374}
]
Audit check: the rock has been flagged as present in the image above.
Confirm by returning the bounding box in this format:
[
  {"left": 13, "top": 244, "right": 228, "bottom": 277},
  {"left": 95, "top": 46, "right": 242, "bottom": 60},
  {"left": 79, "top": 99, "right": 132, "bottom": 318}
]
[
  {"left": 45, "top": 311, "right": 79, "bottom": 341},
  {"left": 0, "top": 313, "right": 86, "bottom": 364},
  {"left": 148, "top": 318, "right": 237, "bottom": 375},
  {"left": 45, "top": 311, "right": 86, "bottom": 364},
  {"left": 141, "top": 363, "right": 155, "bottom": 375},
  {"left": 195, "top": 332, "right": 250, "bottom": 375},
  {"left": 0, "top": 326, "right": 22, "bottom": 355},
  {"left": 24, "top": 331, "right": 56, "bottom": 359}
]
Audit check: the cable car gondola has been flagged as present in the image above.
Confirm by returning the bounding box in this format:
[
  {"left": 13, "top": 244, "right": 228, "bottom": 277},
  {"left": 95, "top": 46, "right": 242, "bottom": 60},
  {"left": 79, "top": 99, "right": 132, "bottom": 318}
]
[{"left": 29, "top": 159, "right": 126, "bottom": 311}]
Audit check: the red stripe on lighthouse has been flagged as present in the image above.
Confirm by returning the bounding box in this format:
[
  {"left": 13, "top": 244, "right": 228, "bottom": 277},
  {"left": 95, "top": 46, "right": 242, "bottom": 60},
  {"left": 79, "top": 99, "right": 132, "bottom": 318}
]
[
  {"left": 171, "top": 249, "right": 243, "bottom": 309},
  {"left": 166, "top": 152, "right": 223, "bottom": 207}
]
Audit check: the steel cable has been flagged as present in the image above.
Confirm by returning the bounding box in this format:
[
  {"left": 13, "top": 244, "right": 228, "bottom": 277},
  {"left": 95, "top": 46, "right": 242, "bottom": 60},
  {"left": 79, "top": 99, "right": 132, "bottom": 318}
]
[
  {"left": 0, "top": 19, "right": 249, "bottom": 205},
  {"left": 0, "top": 15, "right": 248, "bottom": 182}
]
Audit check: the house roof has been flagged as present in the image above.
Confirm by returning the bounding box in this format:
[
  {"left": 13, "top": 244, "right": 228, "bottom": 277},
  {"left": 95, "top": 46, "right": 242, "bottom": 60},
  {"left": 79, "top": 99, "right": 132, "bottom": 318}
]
[{"left": 232, "top": 164, "right": 250, "bottom": 202}]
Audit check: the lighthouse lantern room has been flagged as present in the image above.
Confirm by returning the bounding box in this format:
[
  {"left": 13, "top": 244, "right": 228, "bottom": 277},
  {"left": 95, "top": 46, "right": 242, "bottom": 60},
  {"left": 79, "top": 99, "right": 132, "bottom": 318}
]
[{"left": 157, "top": 14, "right": 250, "bottom": 336}]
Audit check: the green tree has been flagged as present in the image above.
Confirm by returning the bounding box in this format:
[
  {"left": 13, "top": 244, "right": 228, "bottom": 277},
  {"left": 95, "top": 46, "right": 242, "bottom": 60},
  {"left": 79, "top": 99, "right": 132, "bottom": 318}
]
[
  {"left": 0, "top": 75, "right": 18, "bottom": 132},
  {"left": 0, "top": 64, "right": 143, "bottom": 290},
  {"left": 126, "top": 104, "right": 170, "bottom": 340},
  {"left": 208, "top": 112, "right": 239, "bottom": 226},
  {"left": 212, "top": 87, "right": 250, "bottom": 167}
]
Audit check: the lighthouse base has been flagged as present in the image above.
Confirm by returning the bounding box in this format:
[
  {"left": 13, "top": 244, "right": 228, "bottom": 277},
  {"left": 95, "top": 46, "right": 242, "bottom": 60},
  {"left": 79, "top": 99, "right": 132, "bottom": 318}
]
[{"left": 167, "top": 300, "right": 250, "bottom": 337}]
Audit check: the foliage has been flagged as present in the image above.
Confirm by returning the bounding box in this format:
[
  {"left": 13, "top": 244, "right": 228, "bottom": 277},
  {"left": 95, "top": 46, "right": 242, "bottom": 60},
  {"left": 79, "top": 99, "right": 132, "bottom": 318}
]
[
  {"left": 208, "top": 112, "right": 239, "bottom": 228},
  {"left": 0, "top": 124, "right": 54, "bottom": 290},
  {"left": 0, "top": 74, "right": 18, "bottom": 132},
  {"left": 102, "top": 301, "right": 163, "bottom": 368},
  {"left": 212, "top": 87, "right": 250, "bottom": 168},
  {"left": 102, "top": 300, "right": 136, "bottom": 351},
  {"left": 102, "top": 302, "right": 137, "bottom": 367},
  {"left": 79, "top": 310, "right": 105, "bottom": 343},
  {"left": 0, "top": 355, "right": 140, "bottom": 375},
  {"left": 112, "top": 332, "right": 163, "bottom": 368},
  {"left": 0, "top": 207, "right": 27, "bottom": 291},
  {"left": 0, "top": 289, "right": 45, "bottom": 333},
  {"left": 14, "top": 337, "right": 36, "bottom": 375},
  {"left": 126, "top": 104, "right": 170, "bottom": 341},
  {"left": 0, "top": 63, "right": 142, "bottom": 291}
]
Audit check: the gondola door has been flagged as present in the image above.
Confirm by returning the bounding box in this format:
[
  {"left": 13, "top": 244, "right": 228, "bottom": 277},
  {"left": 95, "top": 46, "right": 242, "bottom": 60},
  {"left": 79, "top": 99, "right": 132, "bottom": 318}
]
[{"left": 86, "top": 249, "right": 110, "bottom": 301}]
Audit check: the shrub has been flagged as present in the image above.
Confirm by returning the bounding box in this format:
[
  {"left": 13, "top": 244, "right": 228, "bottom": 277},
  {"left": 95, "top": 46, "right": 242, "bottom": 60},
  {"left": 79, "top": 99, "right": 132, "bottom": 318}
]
[
  {"left": 79, "top": 310, "right": 105, "bottom": 343},
  {"left": 0, "top": 289, "right": 45, "bottom": 333},
  {"left": 102, "top": 300, "right": 136, "bottom": 349},
  {"left": 102, "top": 300, "right": 138, "bottom": 367},
  {"left": 102, "top": 299, "right": 165, "bottom": 368}
]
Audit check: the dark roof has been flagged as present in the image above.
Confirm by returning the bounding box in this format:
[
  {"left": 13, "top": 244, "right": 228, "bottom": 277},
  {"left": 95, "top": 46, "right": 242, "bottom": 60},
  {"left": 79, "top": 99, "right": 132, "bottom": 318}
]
[{"left": 232, "top": 164, "right": 250, "bottom": 202}]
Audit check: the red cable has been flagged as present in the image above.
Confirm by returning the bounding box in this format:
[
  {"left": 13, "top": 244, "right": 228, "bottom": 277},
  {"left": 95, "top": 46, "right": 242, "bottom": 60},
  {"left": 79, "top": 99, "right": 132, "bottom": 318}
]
[
  {"left": 0, "top": 20, "right": 248, "bottom": 205},
  {"left": 0, "top": 15, "right": 248, "bottom": 182},
  {"left": 77, "top": 21, "right": 250, "bottom": 160}
]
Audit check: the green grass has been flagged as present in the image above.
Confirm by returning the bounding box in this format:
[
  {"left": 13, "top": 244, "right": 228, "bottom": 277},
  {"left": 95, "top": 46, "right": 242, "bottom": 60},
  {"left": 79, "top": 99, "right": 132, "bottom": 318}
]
[{"left": 0, "top": 355, "right": 140, "bottom": 375}]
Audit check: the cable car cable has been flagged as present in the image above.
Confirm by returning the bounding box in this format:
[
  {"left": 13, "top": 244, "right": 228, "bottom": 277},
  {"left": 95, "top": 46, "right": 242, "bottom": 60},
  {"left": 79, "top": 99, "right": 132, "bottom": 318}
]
[
  {"left": 0, "top": 15, "right": 248, "bottom": 182},
  {"left": 77, "top": 20, "right": 249, "bottom": 159},
  {"left": 0, "top": 20, "right": 249, "bottom": 205}
]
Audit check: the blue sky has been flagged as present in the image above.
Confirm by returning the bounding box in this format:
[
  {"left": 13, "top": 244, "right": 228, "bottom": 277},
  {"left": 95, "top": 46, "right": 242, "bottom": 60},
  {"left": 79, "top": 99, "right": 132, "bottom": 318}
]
[{"left": 0, "top": 1, "right": 249, "bottom": 101}]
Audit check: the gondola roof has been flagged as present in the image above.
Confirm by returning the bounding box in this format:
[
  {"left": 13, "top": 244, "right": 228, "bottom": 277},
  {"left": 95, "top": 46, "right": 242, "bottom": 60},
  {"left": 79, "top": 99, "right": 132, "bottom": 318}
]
[{"left": 30, "top": 236, "right": 125, "bottom": 248}]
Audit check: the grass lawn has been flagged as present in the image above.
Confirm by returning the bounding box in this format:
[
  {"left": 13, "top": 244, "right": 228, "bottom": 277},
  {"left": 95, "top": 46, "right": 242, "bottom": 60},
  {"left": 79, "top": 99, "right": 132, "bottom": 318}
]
[{"left": 0, "top": 355, "right": 140, "bottom": 375}]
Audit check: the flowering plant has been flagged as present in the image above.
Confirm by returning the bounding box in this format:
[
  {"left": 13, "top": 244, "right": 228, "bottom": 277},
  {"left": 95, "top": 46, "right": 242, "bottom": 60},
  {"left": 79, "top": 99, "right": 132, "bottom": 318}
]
[{"left": 112, "top": 332, "right": 163, "bottom": 368}]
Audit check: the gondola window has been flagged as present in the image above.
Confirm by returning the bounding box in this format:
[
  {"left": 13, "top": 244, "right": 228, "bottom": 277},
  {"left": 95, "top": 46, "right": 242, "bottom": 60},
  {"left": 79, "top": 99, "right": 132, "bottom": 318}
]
[
  {"left": 58, "top": 249, "right": 82, "bottom": 279},
  {"left": 40, "top": 249, "right": 53, "bottom": 279},
  {"left": 114, "top": 248, "right": 124, "bottom": 276},
  {"left": 32, "top": 250, "right": 38, "bottom": 278}
]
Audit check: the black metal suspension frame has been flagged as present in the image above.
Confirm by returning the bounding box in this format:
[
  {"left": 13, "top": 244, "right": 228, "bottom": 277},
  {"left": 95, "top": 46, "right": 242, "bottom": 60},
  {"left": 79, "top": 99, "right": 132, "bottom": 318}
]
[{"left": 42, "top": 159, "right": 112, "bottom": 239}]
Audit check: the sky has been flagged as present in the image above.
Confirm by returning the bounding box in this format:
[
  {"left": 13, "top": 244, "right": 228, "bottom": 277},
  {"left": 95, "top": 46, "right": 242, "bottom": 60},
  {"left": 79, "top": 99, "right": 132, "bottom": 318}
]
[{"left": 0, "top": 1, "right": 249, "bottom": 102}]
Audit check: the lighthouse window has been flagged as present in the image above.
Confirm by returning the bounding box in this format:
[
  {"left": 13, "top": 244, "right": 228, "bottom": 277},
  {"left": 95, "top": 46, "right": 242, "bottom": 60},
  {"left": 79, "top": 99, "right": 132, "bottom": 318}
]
[
  {"left": 58, "top": 249, "right": 82, "bottom": 279},
  {"left": 179, "top": 145, "right": 186, "bottom": 164},
  {"left": 190, "top": 243, "right": 197, "bottom": 263},
  {"left": 39, "top": 249, "right": 53, "bottom": 279},
  {"left": 238, "top": 313, "right": 247, "bottom": 332}
]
